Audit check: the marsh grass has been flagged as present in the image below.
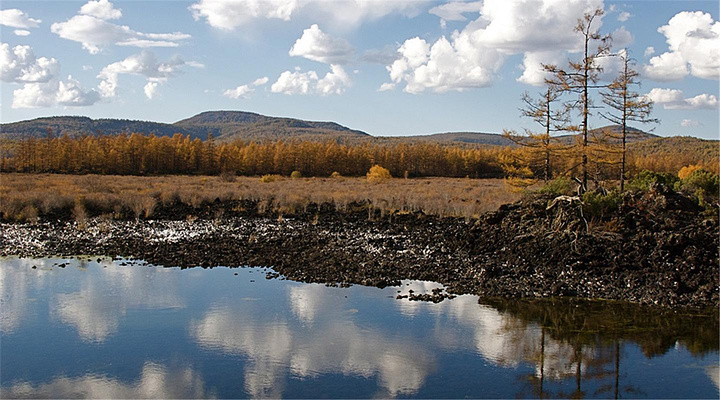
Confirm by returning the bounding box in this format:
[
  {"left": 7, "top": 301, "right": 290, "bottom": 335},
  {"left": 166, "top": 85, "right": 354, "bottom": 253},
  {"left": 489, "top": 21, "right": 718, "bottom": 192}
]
[{"left": 0, "top": 173, "right": 521, "bottom": 222}]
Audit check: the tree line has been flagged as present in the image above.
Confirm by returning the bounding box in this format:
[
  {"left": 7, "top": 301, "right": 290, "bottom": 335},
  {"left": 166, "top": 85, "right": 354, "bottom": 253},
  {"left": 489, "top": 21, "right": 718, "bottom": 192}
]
[
  {"left": 0, "top": 132, "right": 506, "bottom": 178},
  {"left": 0, "top": 130, "right": 714, "bottom": 180}
]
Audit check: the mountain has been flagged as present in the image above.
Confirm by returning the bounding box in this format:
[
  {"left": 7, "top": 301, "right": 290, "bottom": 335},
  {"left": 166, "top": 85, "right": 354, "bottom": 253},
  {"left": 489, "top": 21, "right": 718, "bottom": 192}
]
[
  {"left": 0, "top": 111, "right": 369, "bottom": 141},
  {"left": 0, "top": 111, "right": 665, "bottom": 146}
]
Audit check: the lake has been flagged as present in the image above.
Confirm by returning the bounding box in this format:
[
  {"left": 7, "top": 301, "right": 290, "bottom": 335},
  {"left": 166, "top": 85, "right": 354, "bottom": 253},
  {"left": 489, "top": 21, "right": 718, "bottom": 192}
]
[{"left": 1, "top": 257, "right": 717, "bottom": 398}]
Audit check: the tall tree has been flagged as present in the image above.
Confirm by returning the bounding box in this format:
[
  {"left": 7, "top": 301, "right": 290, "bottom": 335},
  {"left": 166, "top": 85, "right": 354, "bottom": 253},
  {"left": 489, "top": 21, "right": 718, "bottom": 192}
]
[
  {"left": 544, "top": 8, "right": 611, "bottom": 192},
  {"left": 600, "top": 50, "right": 658, "bottom": 192},
  {"left": 504, "top": 86, "right": 571, "bottom": 182}
]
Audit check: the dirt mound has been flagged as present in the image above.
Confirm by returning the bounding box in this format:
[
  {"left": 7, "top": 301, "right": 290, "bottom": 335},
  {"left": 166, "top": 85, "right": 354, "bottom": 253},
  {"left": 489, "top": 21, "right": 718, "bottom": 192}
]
[{"left": 1, "top": 189, "right": 716, "bottom": 309}]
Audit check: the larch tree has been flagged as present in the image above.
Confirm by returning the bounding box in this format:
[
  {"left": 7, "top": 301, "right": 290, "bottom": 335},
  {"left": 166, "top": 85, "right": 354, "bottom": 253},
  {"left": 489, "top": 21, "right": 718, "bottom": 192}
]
[
  {"left": 600, "top": 50, "right": 658, "bottom": 192},
  {"left": 503, "top": 86, "right": 571, "bottom": 182},
  {"left": 544, "top": 8, "right": 612, "bottom": 193}
]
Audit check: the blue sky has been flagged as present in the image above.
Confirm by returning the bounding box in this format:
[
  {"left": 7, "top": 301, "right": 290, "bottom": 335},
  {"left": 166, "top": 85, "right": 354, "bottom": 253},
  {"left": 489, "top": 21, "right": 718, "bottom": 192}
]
[{"left": 1, "top": 0, "right": 718, "bottom": 139}]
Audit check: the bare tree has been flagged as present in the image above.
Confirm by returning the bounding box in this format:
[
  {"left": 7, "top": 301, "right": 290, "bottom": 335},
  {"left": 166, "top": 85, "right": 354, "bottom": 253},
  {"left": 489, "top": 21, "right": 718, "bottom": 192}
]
[
  {"left": 544, "top": 8, "right": 612, "bottom": 193},
  {"left": 600, "top": 50, "right": 658, "bottom": 192}
]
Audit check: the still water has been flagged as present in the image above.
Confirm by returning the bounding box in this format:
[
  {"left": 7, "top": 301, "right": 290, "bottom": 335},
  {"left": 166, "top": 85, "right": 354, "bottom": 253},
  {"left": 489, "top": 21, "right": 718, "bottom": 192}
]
[{"left": 1, "top": 257, "right": 718, "bottom": 399}]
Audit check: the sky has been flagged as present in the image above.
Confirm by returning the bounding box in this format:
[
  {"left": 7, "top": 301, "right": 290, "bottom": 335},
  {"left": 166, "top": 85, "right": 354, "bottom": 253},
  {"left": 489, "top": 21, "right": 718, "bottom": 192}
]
[{"left": 1, "top": 0, "right": 718, "bottom": 139}]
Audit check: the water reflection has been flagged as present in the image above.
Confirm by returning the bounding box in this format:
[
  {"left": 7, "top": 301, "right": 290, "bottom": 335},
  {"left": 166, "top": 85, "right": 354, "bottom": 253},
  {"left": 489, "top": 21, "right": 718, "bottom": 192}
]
[
  {"left": 0, "top": 257, "right": 717, "bottom": 399},
  {"left": 2, "top": 362, "right": 210, "bottom": 399}
]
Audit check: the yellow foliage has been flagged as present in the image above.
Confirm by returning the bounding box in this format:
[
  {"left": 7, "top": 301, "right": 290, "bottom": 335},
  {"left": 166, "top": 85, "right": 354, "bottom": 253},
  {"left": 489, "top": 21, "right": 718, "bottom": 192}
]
[
  {"left": 366, "top": 165, "right": 392, "bottom": 183},
  {"left": 290, "top": 170, "right": 302, "bottom": 179},
  {"left": 678, "top": 164, "right": 702, "bottom": 180}
]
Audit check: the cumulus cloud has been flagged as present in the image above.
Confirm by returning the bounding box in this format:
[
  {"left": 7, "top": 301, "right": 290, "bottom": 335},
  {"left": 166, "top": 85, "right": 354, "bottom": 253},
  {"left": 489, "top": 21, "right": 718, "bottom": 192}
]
[
  {"left": 388, "top": 0, "right": 605, "bottom": 92},
  {"left": 79, "top": 0, "right": 122, "bottom": 20},
  {"left": 13, "top": 76, "right": 101, "bottom": 108},
  {"left": 270, "top": 64, "right": 351, "bottom": 95},
  {"left": 644, "top": 46, "right": 655, "bottom": 57},
  {"left": 223, "top": 76, "right": 268, "bottom": 99},
  {"left": 51, "top": 0, "right": 191, "bottom": 54},
  {"left": 680, "top": 119, "right": 700, "bottom": 127},
  {"left": 1, "top": 43, "right": 60, "bottom": 83},
  {"left": 13, "top": 29, "right": 30, "bottom": 36},
  {"left": 289, "top": 24, "right": 355, "bottom": 64},
  {"left": 428, "top": 1, "right": 482, "bottom": 22},
  {"left": 223, "top": 84, "right": 253, "bottom": 99},
  {"left": 98, "top": 50, "right": 196, "bottom": 99},
  {"left": 189, "top": 0, "right": 426, "bottom": 30},
  {"left": 645, "top": 88, "right": 719, "bottom": 110},
  {"left": 378, "top": 82, "right": 395, "bottom": 92},
  {"left": 252, "top": 76, "right": 268, "bottom": 86},
  {"left": 0, "top": 9, "right": 41, "bottom": 28},
  {"left": 643, "top": 11, "right": 720, "bottom": 81},
  {"left": 1, "top": 42, "right": 100, "bottom": 108}
]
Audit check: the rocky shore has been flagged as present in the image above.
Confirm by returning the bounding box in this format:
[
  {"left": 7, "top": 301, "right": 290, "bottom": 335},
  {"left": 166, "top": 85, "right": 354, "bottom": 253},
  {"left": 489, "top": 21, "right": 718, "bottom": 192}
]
[{"left": 1, "top": 189, "right": 717, "bottom": 309}]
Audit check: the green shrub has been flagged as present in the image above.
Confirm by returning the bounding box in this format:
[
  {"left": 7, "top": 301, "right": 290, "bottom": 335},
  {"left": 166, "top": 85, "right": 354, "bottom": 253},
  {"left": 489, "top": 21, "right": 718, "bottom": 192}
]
[
  {"left": 538, "top": 177, "right": 574, "bottom": 196},
  {"left": 290, "top": 170, "right": 303, "bottom": 179},
  {"left": 627, "top": 170, "right": 679, "bottom": 192},
  {"left": 675, "top": 169, "right": 719, "bottom": 205},
  {"left": 582, "top": 190, "right": 621, "bottom": 220}
]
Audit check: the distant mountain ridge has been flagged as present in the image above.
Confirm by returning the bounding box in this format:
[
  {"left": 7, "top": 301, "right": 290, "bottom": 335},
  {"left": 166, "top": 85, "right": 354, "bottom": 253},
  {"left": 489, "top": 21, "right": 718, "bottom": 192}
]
[
  {"left": 0, "top": 110, "right": 687, "bottom": 147},
  {"left": 0, "top": 111, "right": 369, "bottom": 142}
]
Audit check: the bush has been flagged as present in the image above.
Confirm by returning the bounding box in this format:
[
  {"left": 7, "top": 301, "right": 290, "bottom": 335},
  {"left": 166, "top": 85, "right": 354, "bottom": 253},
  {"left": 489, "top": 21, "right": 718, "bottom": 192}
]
[
  {"left": 678, "top": 164, "right": 703, "bottom": 180},
  {"left": 582, "top": 190, "right": 621, "bottom": 220},
  {"left": 330, "top": 171, "right": 342, "bottom": 178},
  {"left": 290, "top": 170, "right": 302, "bottom": 179},
  {"left": 366, "top": 165, "right": 391, "bottom": 183},
  {"left": 538, "top": 177, "right": 574, "bottom": 196},
  {"left": 675, "top": 168, "right": 719, "bottom": 205},
  {"left": 260, "top": 174, "right": 282, "bottom": 183},
  {"left": 627, "top": 170, "right": 679, "bottom": 192}
]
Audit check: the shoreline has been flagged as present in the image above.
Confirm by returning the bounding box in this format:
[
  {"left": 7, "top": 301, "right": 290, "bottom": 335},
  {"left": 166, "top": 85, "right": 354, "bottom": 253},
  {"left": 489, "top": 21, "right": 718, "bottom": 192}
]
[{"left": 1, "top": 192, "right": 717, "bottom": 310}]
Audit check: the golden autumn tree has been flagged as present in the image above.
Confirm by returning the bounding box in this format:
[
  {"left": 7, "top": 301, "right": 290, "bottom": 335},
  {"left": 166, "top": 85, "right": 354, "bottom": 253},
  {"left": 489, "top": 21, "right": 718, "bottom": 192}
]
[
  {"left": 599, "top": 50, "right": 658, "bottom": 191},
  {"left": 503, "top": 86, "right": 571, "bottom": 182},
  {"left": 543, "top": 8, "right": 612, "bottom": 192}
]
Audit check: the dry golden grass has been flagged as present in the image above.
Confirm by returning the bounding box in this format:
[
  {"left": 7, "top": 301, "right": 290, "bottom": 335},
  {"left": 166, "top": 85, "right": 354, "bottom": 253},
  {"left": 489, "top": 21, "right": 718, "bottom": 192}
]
[{"left": 0, "top": 173, "right": 521, "bottom": 222}]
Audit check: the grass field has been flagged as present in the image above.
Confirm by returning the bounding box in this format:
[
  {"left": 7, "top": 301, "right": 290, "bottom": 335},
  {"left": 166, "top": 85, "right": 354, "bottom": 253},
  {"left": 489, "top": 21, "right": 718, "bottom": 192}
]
[{"left": 0, "top": 174, "right": 522, "bottom": 222}]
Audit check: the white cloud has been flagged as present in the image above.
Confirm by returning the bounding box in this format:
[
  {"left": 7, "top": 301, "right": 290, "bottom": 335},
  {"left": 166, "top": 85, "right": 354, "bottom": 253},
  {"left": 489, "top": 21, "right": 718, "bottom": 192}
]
[
  {"left": 643, "top": 11, "right": 720, "bottom": 81},
  {"left": 617, "top": 11, "right": 631, "bottom": 22},
  {"left": 645, "top": 88, "right": 719, "bottom": 110},
  {"left": 223, "top": 76, "right": 268, "bottom": 99},
  {"left": 13, "top": 76, "right": 101, "bottom": 108},
  {"left": 144, "top": 81, "right": 159, "bottom": 99},
  {"left": 98, "top": 50, "right": 189, "bottom": 99},
  {"left": 189, "top": 0, "right": 426, "bottom": 30},
  {"left": 13, "top": 29, "right": 31, "bottom": 36},
  {"left": 378, "top": 82, "right": 396, "bottom": 92},
  {"left": 680, "top": 119, "right": 700, "bottom": 127},
  {"left": 1, "top": 42, "right": 100, "bottom": 108},
  {"left": 428, "top": 1, "right": 483, "bottom": 22},
  {"left": 644, "top": 46, "right": 655, "bottom": 57},
  {"left": 612, "top": 26, "right": 634, "bottom": 49},
  {"left": 190, "top": 0, "right": 297, "bottom": 30},
  {"left": 388, "top": 0, "right": 605, "bottom": 92},
  {"left": 80, "top": 0, "right": 122, "bottom": 20},
  {"left": 1, "top": 43, "right": 60, "bottom": 83},
  {"left": 0, "top": 9, "right": 41, "bottom": 29},
  {"left": 252, "top": 76, "right": 268, "bottom": 86},
  {"left": 289, "top": 24, "right": 354, "bottom": 64},
  {"left": 223, "top": 84, "right": 253, "bottom": 99},
  {"left": 270, "top": 64, "right": 350, "bottom": 95},
  {"left": 51, "top": 1, "right": 191, "bottom": 54}
]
